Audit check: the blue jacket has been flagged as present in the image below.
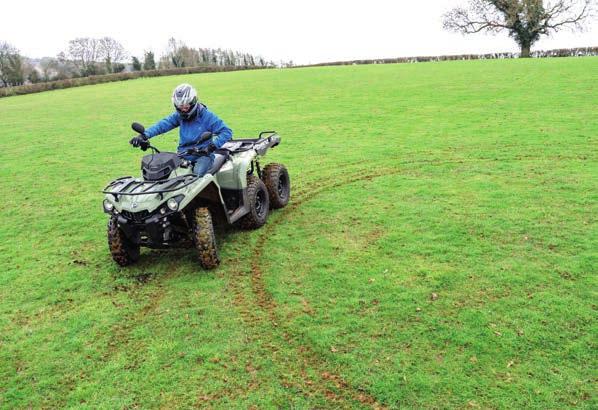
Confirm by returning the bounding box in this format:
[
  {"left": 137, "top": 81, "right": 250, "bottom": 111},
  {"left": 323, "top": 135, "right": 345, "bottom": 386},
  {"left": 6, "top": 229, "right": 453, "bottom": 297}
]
[{"left": 144, "top": 104, "right": 233, "bottom": 158}]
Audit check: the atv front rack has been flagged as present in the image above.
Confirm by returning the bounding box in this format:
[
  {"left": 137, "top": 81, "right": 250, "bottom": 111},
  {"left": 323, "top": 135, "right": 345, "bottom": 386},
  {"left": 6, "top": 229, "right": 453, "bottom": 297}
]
[{"left": 102, "top": 174, "right": 200, "bottom": 201}]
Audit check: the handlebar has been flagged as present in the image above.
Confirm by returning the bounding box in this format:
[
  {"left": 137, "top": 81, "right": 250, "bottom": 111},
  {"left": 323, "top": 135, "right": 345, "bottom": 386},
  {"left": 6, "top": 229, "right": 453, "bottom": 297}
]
[
  {"left": 129, "top": 120, "right": 212, "bottom": 157},
  {"left": 136, "top": 143, "right": 160, "bottom": 153}
]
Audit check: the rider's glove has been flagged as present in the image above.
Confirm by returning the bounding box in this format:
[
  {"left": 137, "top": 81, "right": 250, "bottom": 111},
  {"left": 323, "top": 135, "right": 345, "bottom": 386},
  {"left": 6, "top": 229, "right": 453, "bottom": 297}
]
[
  {"left": 130, "top": 134, "right": 149, "bottom": 151},
  {"left": 206, "top": 142, "right": 217, "bottom": 153}
]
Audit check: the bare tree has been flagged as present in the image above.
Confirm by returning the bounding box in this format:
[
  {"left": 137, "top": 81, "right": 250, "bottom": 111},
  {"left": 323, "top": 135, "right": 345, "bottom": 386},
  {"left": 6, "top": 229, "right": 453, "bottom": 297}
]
[
  {"left": 165, "top": 38, "right": 185, "bottom": 67},
  {"left": 55, "top": 52, "right": 80, "bottom": 79},
  {"left": 443, "top": 0, "right": 596, "bottom": 57},
  {"left": 68, "top": 37, "right": 101, "bottom": 75},
  {"left": 159, "top": 38, "right": 280, "bottom": 68},
  {"left": 179, "top": 46, "right": 201, "bottom": 67},
  {"left": 98, "top": 37, "right": 126, "bottom": 73}
]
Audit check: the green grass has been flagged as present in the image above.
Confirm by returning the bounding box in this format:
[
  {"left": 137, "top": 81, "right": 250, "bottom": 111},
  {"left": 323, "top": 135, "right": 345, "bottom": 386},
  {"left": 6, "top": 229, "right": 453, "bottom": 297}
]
[{"left": 0, "top": 57, "right": 596, "bottom": 409}]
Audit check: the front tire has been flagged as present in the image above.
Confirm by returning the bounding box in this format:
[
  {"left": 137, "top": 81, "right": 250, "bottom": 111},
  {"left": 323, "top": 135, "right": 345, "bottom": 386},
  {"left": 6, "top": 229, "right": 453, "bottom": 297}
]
[
  {"left": 238, "top": 175, "right": 270, "bottom": 229},
  {"left": 191, "top": 207, "right": 220, "bottom": 269},
  {"left": 107, "top": 216, "right": 140, "bottom": 266},
  {"left": 262, "top": 163, "right": 290, "bottom": 209}
]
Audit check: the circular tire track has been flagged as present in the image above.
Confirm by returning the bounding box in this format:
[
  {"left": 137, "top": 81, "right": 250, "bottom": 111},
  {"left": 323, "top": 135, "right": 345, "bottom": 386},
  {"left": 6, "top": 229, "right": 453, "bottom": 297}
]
[
  {"left": 226, "top": 163, "right": 398, "bottom": 408},
  {"left": 242, "top": 152, "right": 597, "bottom": 406},
  {"left": 228, "top": 161, "right": 393, "bottom": 406},
  {"left": 250, "top": 166, "right": 397, "bottom": 408}
]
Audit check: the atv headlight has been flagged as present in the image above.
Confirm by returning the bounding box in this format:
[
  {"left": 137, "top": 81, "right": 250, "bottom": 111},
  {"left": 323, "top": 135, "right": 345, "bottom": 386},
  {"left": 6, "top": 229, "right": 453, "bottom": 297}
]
[
  {"left": 103, "top": 199, "right": 114, "bottom": 212},
  {"left": 167, "top": 198, "right": 179, "bottom": 211}
]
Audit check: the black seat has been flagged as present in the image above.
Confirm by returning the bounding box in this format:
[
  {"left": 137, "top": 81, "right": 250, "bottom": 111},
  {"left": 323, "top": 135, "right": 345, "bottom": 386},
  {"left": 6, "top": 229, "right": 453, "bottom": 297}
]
[{"left": 207, "top": 152, "right": 230, "bottom": 175}]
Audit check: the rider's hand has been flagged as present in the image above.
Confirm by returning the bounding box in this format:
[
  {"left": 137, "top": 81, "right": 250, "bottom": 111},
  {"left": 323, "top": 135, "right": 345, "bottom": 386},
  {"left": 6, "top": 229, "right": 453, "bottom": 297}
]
[
  {"left": 206, "top": 143, "right": 217, "bottom": 153},
  {"left": 130, "top": 134, "right": 149, "bottom": 150}
]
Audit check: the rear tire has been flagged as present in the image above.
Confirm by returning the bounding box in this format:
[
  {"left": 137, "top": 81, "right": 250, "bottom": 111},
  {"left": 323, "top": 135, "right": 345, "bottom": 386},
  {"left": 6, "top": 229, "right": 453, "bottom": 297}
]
[
  {"left": 107, "top": 216, "right": 140, "bottom": 266},
  {"left": 238, "top": 175, "right": 270, "bottom": 229},
  {"left": 191, "top": 207, "right": 220, "bottom": 269},
  {"left": 262, "top": 163, "right": 290, "bottom": 209}
]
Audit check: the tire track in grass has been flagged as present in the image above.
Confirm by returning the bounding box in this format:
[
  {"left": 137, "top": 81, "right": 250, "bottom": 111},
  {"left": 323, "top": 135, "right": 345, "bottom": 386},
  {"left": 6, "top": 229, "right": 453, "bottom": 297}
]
[
  {"left": 225, "top": 163, "right": 396, "bottom": 406},
  {"left": 244, "top": 152, "right": 597, "bottom": 406},
  {"left": 227, "top": 232, "right": 355, "bottom": 405},
  {"left": 225, "top": 161, "right": 395, "bottom": 407},
  {"left": 102, "top": 254, "right": 181, "bottom": 363},
  {"left": 199, "top": 162, "right": 402, "bottom": 405},
  {"left": 248, "top": 165, "right": 398, "bottom": 408}
]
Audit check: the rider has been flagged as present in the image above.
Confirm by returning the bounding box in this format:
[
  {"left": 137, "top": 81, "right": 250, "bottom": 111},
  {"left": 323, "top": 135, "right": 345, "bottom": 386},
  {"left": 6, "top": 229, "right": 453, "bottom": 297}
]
[{"left": 130, "top": 83, "right": 233, "bottom": 177}]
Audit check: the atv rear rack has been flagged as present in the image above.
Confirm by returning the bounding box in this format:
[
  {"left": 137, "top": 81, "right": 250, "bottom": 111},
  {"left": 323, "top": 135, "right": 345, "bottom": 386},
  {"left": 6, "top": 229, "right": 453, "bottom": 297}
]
[
  {"left": 103, "top": 174, "right": 200, "bottom": 201},
  {"left": 222, "top": 132, "right": 280, "bottom": 155}
]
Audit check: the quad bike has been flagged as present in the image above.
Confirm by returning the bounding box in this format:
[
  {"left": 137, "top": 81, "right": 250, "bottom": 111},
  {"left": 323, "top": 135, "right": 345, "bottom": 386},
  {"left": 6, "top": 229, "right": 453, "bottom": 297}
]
[{"left": 102, "top": 122, "right": 290, "bottom": 269}]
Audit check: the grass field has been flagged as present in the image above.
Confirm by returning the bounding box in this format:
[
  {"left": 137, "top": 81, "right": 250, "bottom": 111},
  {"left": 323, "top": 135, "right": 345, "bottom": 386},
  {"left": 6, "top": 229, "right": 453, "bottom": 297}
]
[{"left": 0, "top": 57, "right": 596, "bottom": 409}]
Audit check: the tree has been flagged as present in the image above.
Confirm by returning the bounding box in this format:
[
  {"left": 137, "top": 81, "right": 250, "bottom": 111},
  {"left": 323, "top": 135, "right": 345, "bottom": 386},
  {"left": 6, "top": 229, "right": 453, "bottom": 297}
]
[
  {"left": 66, "top": 37, "right": 126, "bottom": 75},
  {"left": 178, "top": 46, "right": 201, "bottom": 67},
  {"left": 0, "top": 42, "right": 24, "bottom": 87},
  {"left": 166, "top": 38, "right": 185, "bottom": 67},
  {"left": 28, "top": 69, "right": 42, "bottom": 83},
  {"left": 55, "top": 52, "right": 80, "bottom": 80},
  {"left": 67, "top": 37, "right": 101, "bottom": 75},
  {"left": 39, "top": 57, "right": 58, "bottom": 81},
  {"left": 443, "top": 0, "right": 595, "bottom": 57},
  {"left": 163, "top": 38, "right": 205, "bottom": 67},
  {"left": 98, "top": 37, "right": 126, "bottom": 73},
  {"left": 112, "top": 62, "right": 126, "bottom": 73},
  {"left": 131, "top": 56, "right": 142, "bottom": 71},
  {"left": 143, "top": 51, "right": 155, "bottom": 70},
  {"left": 199, "top": 48, "right": 210, "bottom": 65}
]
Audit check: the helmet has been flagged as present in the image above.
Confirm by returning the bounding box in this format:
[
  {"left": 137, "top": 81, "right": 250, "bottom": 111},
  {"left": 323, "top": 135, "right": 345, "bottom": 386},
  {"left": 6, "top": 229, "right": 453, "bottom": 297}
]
[{"left": 172, "top": 83, "right": 199, "bottom": 120}]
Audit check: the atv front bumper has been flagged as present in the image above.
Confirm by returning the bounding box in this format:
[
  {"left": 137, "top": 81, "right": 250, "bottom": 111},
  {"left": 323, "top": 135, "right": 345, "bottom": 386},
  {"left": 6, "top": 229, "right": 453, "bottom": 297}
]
[{"left": 113, "top": 211, "right": 187, "bottom": 248}]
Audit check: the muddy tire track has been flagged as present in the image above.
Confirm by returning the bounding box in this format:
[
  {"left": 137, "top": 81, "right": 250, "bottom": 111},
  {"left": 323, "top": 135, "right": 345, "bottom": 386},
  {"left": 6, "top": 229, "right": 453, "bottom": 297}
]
[
  {"left": 247, "top": 165, "right": 398, "bottom": 408},
  {"left": 103, "top": 257, "right": 180, "bottom": 363},
  {"left": 227, "top": 237, "right": 356, "bottom": 405},
  {"left": 224, "top": 160, "right": 396, "bottom": 407}
]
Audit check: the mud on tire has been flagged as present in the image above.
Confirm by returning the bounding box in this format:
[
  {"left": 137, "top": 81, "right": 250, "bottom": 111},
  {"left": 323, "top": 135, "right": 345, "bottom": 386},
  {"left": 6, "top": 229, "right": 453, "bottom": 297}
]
[
  {"left": 238, "top": 175, "right": 270, "bottom": 229},
  {"left": 191, "top": 207, "right": 220, "bottom": 269},
  {"left": 262, "top": 163, "right": 290, "bottom": 209},
  {"left": 107, "top": 216, "right": 140, "bottom": 266}
]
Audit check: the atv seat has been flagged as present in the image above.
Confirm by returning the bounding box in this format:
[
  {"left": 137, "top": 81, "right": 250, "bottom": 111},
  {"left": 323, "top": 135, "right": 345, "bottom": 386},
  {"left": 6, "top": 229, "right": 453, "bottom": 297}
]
[{"left": 207, "top": 152, "right": 230, "bottom": 175}]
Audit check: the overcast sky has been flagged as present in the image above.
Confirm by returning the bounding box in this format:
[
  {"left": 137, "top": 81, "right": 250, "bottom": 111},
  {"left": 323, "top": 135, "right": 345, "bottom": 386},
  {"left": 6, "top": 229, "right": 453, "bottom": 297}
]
[{"left": 2, "top": 0, "right": 597, "bottom": 64}]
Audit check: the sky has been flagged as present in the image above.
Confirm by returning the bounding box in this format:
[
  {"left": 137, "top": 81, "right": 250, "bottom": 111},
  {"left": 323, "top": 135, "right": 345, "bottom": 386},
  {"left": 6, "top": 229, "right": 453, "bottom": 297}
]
[{"left": 2, "top": 0, "right": 597, "bottom": 64}]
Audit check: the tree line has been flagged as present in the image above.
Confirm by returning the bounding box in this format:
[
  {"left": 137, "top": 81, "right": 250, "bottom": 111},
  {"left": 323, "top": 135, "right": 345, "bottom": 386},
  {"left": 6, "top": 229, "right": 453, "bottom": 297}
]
[
  {"left": 0, "top": 37, "right": 282, "bottom": 88},
  {"left": 299, "top": 46, "right": 598, "bottom": 68},
  {"left": 2, "top": 1, "right": 595, "bottom": 88}
]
